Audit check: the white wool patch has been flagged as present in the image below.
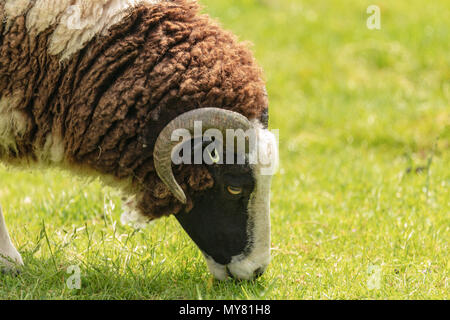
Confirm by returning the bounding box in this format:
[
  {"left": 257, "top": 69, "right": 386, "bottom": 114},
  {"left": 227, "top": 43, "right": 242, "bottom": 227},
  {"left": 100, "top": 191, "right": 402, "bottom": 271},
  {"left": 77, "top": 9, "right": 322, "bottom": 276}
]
[
  {"left": 42, "top": 0, "right": 162, "bottom": 61},
  {"left": 3, "top": 0, "right": 31, "bottom": 28},
  {"left": 2, "top": 0, "right": 162, "bottom": 60},
  {"left": 38, "top": 134, "right": 65, "bottom": 163},
  {"left": 0, "top": 94, "right": 27, "bottom": 155},
  {"left": 120, "top": 195, "right": 154, "bottom": 229},
  {"left": 26, "top": 0, "right": 73, "bottom": 35}
]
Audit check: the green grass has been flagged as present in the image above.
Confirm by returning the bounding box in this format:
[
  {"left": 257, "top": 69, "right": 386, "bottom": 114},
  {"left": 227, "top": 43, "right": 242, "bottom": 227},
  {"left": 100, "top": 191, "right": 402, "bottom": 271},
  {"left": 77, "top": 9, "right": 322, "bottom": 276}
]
[{"left": 0, "top": 0, "right": 449, "bottom": 299}]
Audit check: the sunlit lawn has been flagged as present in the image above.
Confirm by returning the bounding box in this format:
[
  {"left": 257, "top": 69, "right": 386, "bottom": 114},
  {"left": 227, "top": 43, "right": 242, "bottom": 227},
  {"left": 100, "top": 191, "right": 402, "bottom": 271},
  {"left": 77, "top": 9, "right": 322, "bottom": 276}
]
[{"left": 0, "top": 0, "right": 448, "bottom": 299}]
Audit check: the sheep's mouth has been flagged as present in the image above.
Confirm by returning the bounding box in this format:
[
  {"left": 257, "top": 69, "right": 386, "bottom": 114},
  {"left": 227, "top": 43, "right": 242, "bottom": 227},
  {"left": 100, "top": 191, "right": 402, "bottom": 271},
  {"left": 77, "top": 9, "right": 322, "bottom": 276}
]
[
  {"left": 225, "top": 266, "right": 263, "bottom": 280},
  {"left": 203, "top": 252, "right": 269, "bottom": 281}
]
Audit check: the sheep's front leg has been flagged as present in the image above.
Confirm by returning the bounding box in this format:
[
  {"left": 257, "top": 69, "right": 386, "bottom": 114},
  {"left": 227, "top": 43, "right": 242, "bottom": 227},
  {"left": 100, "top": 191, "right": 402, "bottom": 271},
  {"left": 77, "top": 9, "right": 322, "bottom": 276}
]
[{"left": 0, "top": 206, "right": 23, "bottom": 273}]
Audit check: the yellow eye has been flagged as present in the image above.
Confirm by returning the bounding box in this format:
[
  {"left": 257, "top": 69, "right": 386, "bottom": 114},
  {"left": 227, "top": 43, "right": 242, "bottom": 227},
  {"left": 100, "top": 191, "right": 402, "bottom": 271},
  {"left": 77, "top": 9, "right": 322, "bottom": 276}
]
[{"left": 227, "top": 186, "right": 243, "bottom": 195}]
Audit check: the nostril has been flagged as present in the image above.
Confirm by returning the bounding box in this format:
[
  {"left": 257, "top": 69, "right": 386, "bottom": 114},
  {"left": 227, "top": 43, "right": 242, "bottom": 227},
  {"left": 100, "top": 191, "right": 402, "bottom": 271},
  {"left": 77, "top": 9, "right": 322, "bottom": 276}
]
[
  {"left": 253, "top": 267, "right": 264, "bottom": 279},
  {"left": 225, "top": 266, "right": 265, "bottom": 280}
]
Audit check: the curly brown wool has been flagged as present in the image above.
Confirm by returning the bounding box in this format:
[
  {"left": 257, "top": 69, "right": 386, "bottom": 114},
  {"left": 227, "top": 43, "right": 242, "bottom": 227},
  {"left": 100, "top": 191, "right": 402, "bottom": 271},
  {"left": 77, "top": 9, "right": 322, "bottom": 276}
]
[{"left": 0, "top": 0, "right": 268, "bottom": 219}]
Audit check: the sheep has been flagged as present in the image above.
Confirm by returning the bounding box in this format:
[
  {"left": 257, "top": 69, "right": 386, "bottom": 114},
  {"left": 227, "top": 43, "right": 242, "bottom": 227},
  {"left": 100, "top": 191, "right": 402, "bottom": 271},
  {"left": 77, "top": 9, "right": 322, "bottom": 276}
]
[{"left": 0, "top": 0, "right": 278, "bottom": 281}]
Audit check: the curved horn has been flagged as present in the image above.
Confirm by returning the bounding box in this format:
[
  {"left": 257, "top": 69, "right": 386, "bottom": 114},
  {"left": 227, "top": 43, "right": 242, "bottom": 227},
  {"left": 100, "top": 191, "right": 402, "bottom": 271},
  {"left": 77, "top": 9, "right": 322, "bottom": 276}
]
[{"left": 154, "top": 108, "right": 252, "bottom": 204}]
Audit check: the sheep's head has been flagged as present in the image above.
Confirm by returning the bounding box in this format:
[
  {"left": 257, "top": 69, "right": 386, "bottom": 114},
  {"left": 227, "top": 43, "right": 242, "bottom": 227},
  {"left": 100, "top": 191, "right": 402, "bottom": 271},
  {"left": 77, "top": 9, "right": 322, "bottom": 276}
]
[{"left": 154, "top": 108, "right": 278, "bottom": 280}]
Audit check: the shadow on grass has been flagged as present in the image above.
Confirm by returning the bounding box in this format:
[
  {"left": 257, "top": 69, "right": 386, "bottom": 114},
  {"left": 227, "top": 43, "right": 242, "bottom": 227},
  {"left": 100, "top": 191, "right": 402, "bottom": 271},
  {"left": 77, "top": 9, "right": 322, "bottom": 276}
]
[{"left": 0, "top": 253, "right": 275, "bottom": 300}]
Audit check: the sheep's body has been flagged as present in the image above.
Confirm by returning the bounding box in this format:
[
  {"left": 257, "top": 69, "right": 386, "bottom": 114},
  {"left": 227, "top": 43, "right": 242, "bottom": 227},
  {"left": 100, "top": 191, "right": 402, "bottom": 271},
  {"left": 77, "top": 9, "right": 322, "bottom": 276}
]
[
  {"left": 0, "top": 0, "right": 276, "bottom": 280},
  {"left": 0, "top": 0, "right": 267, "bottom": 219}
]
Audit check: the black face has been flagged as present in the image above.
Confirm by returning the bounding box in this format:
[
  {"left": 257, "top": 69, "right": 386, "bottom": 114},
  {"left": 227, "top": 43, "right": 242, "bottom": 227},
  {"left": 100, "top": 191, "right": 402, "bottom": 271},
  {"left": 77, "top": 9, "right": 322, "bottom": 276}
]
[{"left": 175, "top": 164, "right": 255, "bottom": 265}]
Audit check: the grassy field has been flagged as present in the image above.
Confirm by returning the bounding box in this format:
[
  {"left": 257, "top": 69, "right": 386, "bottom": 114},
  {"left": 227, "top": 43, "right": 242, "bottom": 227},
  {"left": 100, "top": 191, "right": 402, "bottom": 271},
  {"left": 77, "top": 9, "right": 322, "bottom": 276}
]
[{"left": 0, "top": 0, "right": 449, "bottom": 299}]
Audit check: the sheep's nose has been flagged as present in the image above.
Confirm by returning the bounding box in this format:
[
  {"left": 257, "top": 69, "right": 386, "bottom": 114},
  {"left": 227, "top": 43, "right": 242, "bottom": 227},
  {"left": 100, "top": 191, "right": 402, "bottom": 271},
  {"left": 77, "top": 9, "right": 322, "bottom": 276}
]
[{"left": 226, "top": 266, "right": 265, "bottom": 280}]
